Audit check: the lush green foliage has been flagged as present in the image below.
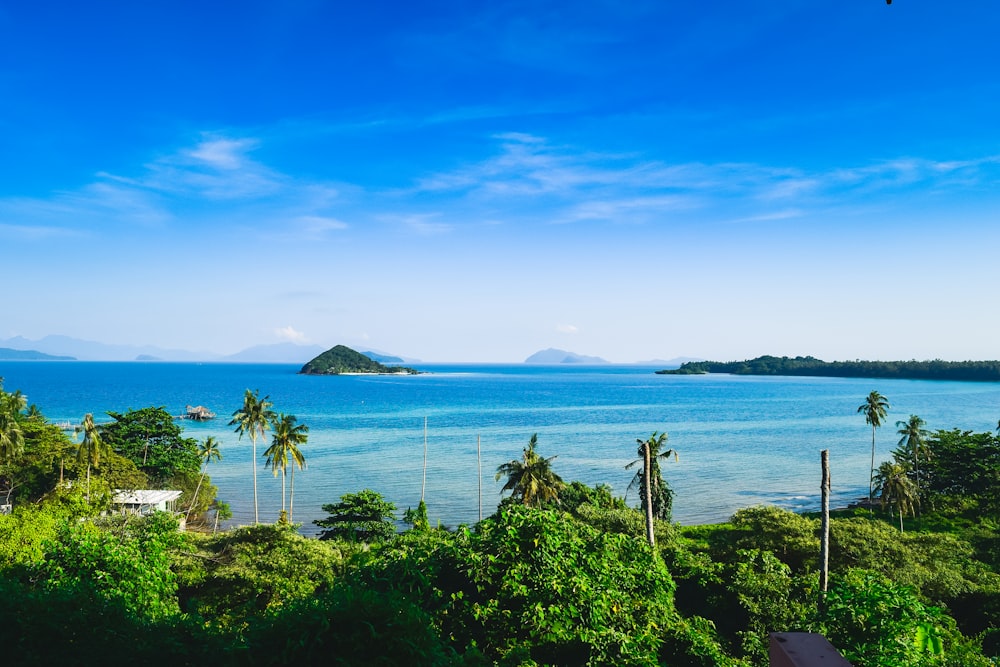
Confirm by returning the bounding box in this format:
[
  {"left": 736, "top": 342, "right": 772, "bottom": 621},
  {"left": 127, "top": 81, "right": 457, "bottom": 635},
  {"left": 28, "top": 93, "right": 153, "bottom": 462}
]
[
  {"left": 314, "top": 488, "right": 398, "bottom": 542},
  {"left": 3, "top": 381, "right": 1000, "bottom": 665},
  {"left": 100, "top": 406, "right": 201, "bottom": 485},
  {"left": 495, "top": 433, "right": 565, "bottom": 507},
  {"left": 30, "top": 512, "right": 183, "bottom": 620},
  {"left": 356, "top": 505, "right": 739, "bottom": 666},
  {"left": 177, "top": 523, "right": 349, "bottom": 626}
]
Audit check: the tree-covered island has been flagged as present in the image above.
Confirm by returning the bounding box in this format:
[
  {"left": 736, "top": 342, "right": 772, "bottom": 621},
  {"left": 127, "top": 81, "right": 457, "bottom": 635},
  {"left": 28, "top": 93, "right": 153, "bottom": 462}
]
[
  {"left": 658, "top": 355, "right": 1000, "bottom": 382},
  {"left": 299, "top": 345, "right": 419, "bottom": 375}
]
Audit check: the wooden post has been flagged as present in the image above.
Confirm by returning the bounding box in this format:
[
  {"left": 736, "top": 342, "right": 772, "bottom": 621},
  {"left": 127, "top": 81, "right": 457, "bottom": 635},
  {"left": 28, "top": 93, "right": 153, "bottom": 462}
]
[
  {"left": 421, "top": 417, "right": 428, "bottom": 502},
  {"left": 477, "top": 434, "right": 482, "bottom": 522},
  {"left": 820, "top": 449, "right": 831, "bottom": 604}
]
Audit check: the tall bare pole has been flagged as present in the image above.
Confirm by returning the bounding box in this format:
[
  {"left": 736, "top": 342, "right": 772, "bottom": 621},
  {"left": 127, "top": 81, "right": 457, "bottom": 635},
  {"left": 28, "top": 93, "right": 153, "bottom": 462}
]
[
  {"left": 421, "top": 417, "right": 428, "bottom": 502},
  {"left": 820, "top": 449, "right": 831, "bottom": 604},
  {"left": 477, "top": 434, "right": 483, "bottom": 522}
]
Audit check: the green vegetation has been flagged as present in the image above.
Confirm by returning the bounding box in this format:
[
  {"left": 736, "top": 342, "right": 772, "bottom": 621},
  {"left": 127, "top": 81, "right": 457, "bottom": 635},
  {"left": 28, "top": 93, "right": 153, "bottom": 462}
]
[
  {"left": 659, "top": 355, "right": 1000, "bottom": 381},
  {"left": 495, "top": 433, "right": 565, "bottom": 507},
  {"left": 5, "top": 379, "right": 1000, "bottom": 665},
  {"left": 314, "top": 489, "right": 397, "bottom": 542},
  {"left": 299, "top": 344, "right": 419, "bottom": 375}
]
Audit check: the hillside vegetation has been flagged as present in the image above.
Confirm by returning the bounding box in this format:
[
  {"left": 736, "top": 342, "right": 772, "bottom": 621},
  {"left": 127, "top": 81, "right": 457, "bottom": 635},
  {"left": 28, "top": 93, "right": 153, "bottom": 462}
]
[
  {"left": 299, "top": 345, "right": 418, "bottom": 375},
  {"left": 3, "top": 379, "right": 1000, "bottom": 665},
  {"left": 658, "top": 355, "right": 1000, "bottom": 382}
]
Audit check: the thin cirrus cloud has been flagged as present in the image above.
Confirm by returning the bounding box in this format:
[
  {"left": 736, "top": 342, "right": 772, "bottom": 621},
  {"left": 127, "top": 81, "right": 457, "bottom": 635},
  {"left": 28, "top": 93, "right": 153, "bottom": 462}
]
[
  {"left": 403, "top": 134, "right": 1000, "bottom": 228},
  {"left": 2, "top": 136, "right": 349, "bottom": 240},
  {"left": 8, "top": 131, "right": 1000, "bottom": 248}
]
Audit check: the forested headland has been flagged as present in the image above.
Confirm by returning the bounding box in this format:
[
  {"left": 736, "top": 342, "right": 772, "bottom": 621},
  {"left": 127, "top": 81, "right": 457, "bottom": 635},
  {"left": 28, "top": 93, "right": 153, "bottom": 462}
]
[
  {"left": 3, "top": 378, "right": 1000, "bottom": 665},
  {"left": 658, "top": 355, "right": 1000, "bottom": 382}
]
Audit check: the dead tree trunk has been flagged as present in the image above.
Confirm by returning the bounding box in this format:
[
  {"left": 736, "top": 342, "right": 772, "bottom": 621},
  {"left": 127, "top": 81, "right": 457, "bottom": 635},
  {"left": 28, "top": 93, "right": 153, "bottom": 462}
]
[{"left": 820, "top": 449, "right": 831, "bottom": 609}]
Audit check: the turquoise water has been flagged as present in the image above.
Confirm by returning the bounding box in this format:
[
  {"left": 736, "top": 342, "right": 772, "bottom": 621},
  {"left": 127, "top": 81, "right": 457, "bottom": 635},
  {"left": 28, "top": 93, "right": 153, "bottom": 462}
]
[{"left": 2, "top": 361, "right": 999, "bottom": 534}]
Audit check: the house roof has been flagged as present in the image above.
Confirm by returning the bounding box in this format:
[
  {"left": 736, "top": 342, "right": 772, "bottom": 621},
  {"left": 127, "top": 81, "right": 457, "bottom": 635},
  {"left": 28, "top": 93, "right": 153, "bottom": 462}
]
[{"left": 112, "top": 489, "right": 183, "bottom": 505}]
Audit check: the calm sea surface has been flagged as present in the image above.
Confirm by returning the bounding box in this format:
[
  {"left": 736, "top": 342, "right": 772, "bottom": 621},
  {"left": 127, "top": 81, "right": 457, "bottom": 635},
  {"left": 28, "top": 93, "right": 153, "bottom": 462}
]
[{"left": 2, "top": 361, "right": 998, "bottom": 534}]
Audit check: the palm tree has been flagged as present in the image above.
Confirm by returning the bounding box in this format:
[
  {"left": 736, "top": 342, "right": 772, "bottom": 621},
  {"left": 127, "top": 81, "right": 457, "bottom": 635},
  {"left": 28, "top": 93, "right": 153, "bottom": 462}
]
[
  {"left": 229, "top": 389, "right": 275, "bottom": 524},
  {"left": 495, "top": 433, "right": 564, "bottom": 507},
  {"left": 858, "top": 390, "right": 890, "bottom": 506},
  {"left": 0, "top": 390, "right": 25, "bottom": 463},
  {"left": 76, "top": 413, "right": 107, "bottom": 502},
  {"left": 628, "top": 432, "right": 676, "bottom": 547},
  {"left": 874, "top": 460, "right": 918, "bottom": 532},
  {"left": 626, "top": 431, "right": 677, "bottom": 521},
  {"left": 264, "top": 413, "right": 308, "bottom": 521},
  {"left": 186, "top": 436, "right": 222, "bottom": 524},
  {"left": 895, "top": 415, "right": 930, "bottom": 504}
]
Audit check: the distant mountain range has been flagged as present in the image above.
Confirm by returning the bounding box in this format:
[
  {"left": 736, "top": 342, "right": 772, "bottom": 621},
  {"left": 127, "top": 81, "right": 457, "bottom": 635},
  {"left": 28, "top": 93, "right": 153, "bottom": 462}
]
[
  {"left": 524, "top": 348, "right": 609, "bottom": 364},
  {"left": 0, "top": 335, "right": 327, "bottom": 363},
  {"left": 523, "top": 349, "right": 703, "bottom": 366},
  {"left": 0, "top": 347, "right": 75, "bottom": 361},
  {"left": 0, "top": 335, "right": 695, "bottom": 366}
]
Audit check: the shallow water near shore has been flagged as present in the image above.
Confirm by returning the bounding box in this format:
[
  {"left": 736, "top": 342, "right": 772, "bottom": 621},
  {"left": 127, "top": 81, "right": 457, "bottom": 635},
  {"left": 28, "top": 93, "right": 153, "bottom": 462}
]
[{"left": 3, "top": 360, "right": 999, "bottom": 534}]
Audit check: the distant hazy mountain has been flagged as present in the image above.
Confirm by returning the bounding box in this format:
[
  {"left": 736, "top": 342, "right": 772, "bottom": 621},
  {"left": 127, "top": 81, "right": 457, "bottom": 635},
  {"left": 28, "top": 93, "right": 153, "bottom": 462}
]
[
  {"left": 223, "top": 343, "right": 327, "bottom": 363},
  {"left": 0, "top": 347, "right": 75, "bottom": 361},
  {"left": 359, "top": 350, "right": 404, "bottom": 363},
  {"left": 525, "top": 348, "right": 609, "bottom": 364},
  {"left": 0, "top": 335, "right": 407, "bottom": 364},
  {"left": 0, "top": 335, "right": 215, "bottom": 362}
]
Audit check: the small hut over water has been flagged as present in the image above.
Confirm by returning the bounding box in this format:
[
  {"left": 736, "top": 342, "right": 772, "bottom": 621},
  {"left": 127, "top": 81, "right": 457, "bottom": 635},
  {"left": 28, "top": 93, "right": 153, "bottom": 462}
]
[{"left": 185, "top": 405, "right": 216, "bottom": 421}]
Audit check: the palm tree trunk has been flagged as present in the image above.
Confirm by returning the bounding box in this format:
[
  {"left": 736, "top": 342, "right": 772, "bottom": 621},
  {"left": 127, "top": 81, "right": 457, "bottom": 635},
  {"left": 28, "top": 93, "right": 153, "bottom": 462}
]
[
  {"left": 289, "top": 466, "right": 295, "bottom": 522},
  {"left": 281, "top": 466, "right": 287, "bottom": 516},
  {"left": 421, "top": 416, "right": 428, "bottom": 502},
  {"left": 186, "top": 466, "right": 207, "bottom": 524},
  {"left": 86, "top": 464, "right": 91, "bottom": 503},
  {"left": 643, "top": 442, "right": 655, "bottom": 548},
  {"left": 251, "top": 433, "right": 259, "bottom": 524},
  {"left": 869, "top": 426, "right": 876, "bottom": 507}
]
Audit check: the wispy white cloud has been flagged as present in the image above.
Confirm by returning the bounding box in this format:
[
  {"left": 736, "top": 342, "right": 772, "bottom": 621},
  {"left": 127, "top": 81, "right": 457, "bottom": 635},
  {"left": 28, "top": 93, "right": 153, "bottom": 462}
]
[
  {"left": 381, "top": 213, "right": 453, "bottom": 235},
  {"left": 185, "top": 138, "right": 257, "bottom": 170},
  {"left": 275, "top": 325, "right": 308, "bottom": 343},
  {"left": 119, "top": 135, "right": 286, "bottom": 200},
  {"left": 403, "top": 135, "right": 1000, "bottom": 228},
  {"left": 0, "top": 134, "right": 355, "bottom": 240},
  {"left": 556, "top": 324, "right": 579, "bottom": 334},
  {"left": 0, "top": 221, "right": 86, "bottom": 240}
]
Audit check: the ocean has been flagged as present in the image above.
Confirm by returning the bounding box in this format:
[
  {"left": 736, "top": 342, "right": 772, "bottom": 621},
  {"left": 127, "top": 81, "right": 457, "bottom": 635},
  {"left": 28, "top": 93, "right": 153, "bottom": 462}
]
[{"left": 2, "top": 361, "right": 999, "bottom": 534}]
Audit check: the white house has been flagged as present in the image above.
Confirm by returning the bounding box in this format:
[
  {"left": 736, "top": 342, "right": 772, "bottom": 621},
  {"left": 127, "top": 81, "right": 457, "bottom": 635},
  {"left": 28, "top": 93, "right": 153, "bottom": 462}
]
[{"left": 111, "top": 489, "right": 183, "bottom": 516}]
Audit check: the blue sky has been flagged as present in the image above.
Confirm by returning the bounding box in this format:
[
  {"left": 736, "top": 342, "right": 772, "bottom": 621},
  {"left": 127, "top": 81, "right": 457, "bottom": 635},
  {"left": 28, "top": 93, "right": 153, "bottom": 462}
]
[{"left": 2, "top": 1, "right": 999, "bottom": 362}]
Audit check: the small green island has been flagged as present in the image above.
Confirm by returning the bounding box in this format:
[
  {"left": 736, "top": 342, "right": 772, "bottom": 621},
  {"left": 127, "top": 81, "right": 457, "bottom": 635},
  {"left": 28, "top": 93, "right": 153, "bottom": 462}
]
[
  {"left": 657, "top": 355, "right": 1000, "bottom": 382},
  {"left": 299, "top": 345, "right": 419, "bottom": 375}
]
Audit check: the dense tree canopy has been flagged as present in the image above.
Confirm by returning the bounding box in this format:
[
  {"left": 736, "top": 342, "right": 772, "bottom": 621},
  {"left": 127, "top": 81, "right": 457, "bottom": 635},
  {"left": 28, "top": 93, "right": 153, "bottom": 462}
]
[{"left": 99, "top": 407, "right": 200, "bottom": 485}]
